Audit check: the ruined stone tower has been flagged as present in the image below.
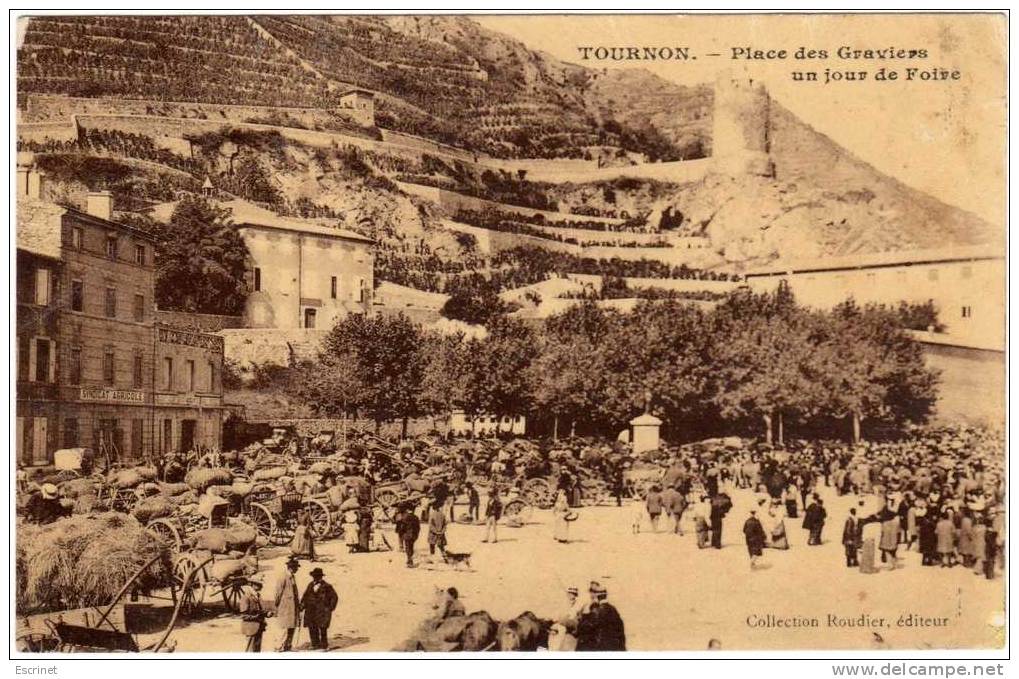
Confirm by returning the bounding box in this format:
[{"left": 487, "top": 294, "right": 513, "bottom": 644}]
[{"left": 711, "top": 72, "right": 774, "bottom": 177}]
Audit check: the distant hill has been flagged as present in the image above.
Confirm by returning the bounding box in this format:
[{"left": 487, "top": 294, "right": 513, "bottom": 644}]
[
  {"left": 17, "top": 14, "right": 996, "bottom": 269},
  {"left": 18, "top": 15, "right": 692, "bottom": 161}
]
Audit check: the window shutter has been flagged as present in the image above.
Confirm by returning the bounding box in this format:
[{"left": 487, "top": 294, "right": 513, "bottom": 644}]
[{"left": 48, "top": 340, "right": 56, "bottom": 383}]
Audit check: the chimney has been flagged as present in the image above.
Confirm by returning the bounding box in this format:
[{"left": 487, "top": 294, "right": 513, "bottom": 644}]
[{"left": 86, "top": 191, "right": 113, "bottom": 221}]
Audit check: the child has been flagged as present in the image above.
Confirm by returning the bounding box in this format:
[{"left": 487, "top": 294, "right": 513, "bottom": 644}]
[{"left": 632, "top": 501, "right": 644, "bottom": 534}]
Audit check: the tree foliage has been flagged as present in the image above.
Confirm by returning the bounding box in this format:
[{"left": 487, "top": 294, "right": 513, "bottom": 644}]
[
  {"left": 271, "top": 288, "right": 939, "bottom": 443},
  {"left": 154, "top": 196, "right": 250, "bottom": 315}
]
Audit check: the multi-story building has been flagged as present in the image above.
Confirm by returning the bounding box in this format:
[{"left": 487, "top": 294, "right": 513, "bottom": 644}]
[
  {"left": 16, "top": 170, "right": 225, "bottom": 466},
  {"left": 232, "top": 204, "right": 374, "bottom": 330}
]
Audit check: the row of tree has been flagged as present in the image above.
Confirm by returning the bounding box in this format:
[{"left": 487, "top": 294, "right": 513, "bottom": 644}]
[{"left": 277, "top": 288, "right": 939, "bottom": 444}]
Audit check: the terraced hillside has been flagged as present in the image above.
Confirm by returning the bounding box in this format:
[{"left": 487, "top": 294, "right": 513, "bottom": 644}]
[
  {"left": 19, "top": 16, "right": 333, "bottom": 107},
  {"left": 18, "top": 15, "right": 697, "bottom": 160}
]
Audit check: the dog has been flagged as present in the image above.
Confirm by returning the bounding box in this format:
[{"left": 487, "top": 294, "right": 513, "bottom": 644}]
[{"left": 441, "top": 550, "right": 472, "bottom": 570}]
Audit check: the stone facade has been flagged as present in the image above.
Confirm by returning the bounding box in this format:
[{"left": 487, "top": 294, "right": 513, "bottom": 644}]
[
  {"left": 239, "top": 220, "right": 374, "bottom": 330},
  {"left": 16, "top": 184, "right": 225, "bottom": 466}
]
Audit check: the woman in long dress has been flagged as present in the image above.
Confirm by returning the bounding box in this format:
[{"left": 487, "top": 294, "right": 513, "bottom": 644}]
[
  {"left": 290, "top": 509, "right": 316, "bottom": 559},
  {"left": 553, "top": 490, "right": 570, "bottom": 543},
  {"left": 767, "top": 501, "right": 789, "bottom": 550}
]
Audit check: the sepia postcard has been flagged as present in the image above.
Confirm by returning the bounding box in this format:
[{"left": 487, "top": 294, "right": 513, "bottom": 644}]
[{"left": 11, "top": 11, "right": 1007, "bottom": 658}]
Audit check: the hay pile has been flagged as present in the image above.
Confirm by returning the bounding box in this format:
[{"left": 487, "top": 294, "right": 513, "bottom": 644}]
[
  {"left": 17, "top": 513, "right": 171, "bottom": 614},
  {"left": 185, "top": 468, "right": 232, "bottom": 493}
]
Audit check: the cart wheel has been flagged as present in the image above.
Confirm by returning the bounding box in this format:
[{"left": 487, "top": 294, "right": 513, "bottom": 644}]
[
  {"left": 375, "top": 489, "right": 399, "bottom": 509},
  {"left": 303, "top": 500, "right": 331, "bottom": 539},
  {"left": 147, "top": 518, "right": 183, "bottom": 553},
  {"left": 269, "top": 517, "right": 296, "bottom": 547},
  {"left": 503, "top": 498, "right": 527, "bottom": 517},
  {"left": 172, "top": 554, "right": 208, "bottom": 616},
  {"left": 221, "top": 579, "right": 250, "bottom": 613},
  {"left": 247, "top": 502, "right": 275, "bottom": 540}
]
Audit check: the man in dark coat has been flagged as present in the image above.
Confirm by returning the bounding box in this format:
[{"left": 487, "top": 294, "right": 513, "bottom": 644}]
[
  {"left": 710, "top": 493, "right": 731, "bottom": 549},
  {"left": 743, "top": 510, "right": 767, "bottom": 568},
  {"left": 300, "top": 567, "right": 338, "bottom": 650},
  {"left": 395, "top": 503, "right": 422, "bottom": 568},
  {"left": 842, "top": 508, "right": 861, "bottom": 567},
  {"left": 804, "top": 494, "right": 827, "bottom": 546},
  {"left": 25, "top": 484, "right": 70, "bottom": 524},
  {"left": 575, "top": 582, "right": 626, "bottom": 651}
]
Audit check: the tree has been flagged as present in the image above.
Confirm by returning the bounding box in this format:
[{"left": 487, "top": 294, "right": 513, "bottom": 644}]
[
  {"left": 705, "top": 289, "right": 822, "bottom": 444},
  {"left": 419, "top": 331, "right": 471, "bottom": 427},
  {"left": 817, "top": 301, "right": 939, "bottom": 441},
  {"left": 319, "top": 313, "right": 426, "bottom": 434},
  {"left": 462, "top": 316, "right": 539, "bottom": 433},
  {"left": 598, "top": 300, "right": 711, "bottom": 436},
  {"left": 154, "top": 196, "right": 250, "bottom": 315},
  {"left": 533, "top": 301, "right": 613, "bottom": 438},
  {"left": 440, "top": 281, "right": 512, "bottom": 325}
]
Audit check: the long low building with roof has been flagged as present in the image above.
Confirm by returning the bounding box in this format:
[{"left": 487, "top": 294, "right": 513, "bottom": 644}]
[{"left": 743, "top": 244, "right": 1004, "bottom": 351}]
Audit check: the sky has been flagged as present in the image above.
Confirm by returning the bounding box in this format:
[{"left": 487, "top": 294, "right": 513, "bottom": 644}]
[{"left": 475, "top": 14, "right": 1006, "bottom": 227}]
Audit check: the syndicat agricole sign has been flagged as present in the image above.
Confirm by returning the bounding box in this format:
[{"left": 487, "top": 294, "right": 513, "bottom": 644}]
[{"left": 79, "top": 387, "right": 146, "bottom": 403}]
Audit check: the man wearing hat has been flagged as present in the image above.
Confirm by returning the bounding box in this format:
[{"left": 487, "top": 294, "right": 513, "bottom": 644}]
[
  {"left": 575, "top": 582, "right": 626, "bottom": 651},
  {"left": 26, "top": 483, "right": 69, "bottom": 525},
  {"left": 301, "top": 567, "right": 338, "bottom": 650},
  {"left": 239, "top": 577, "right": 269, "bottom": 652},
  {"left": 742, "top": 508, "right": 767, "bottom": 569},
  {"left": 394, "top": 502, "right": 421, "bottom": 568},
  {"left": 273, "top": 557, "right": 301, "bottom": 651}
]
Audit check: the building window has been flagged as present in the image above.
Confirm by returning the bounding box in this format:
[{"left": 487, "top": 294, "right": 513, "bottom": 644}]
[
  {"left": 71, "top": 226, "right": 83, "bottom": 250},
  {"left": 135, "top": 244, "right": 146, "bottom": 265},
  {"left": 208, "top": 360, "right": 217, "bottom": 393},
  {"left": 63, "top": 418, "right": 79, "bottom": 448},
  {"left": 103, "top": 350, "right": 115, "bottom": 385},
  {"left": 253, "top": 267, "right": 261, "bottom": 292},
  {"left": 356, "top": 278, "right": 366, "bottom": 303},
  {"left": 71, "top": 280, "right": 84, "bottom": 312},
  {"left": 105, "top": 287, "right": 117, "bottom": 318},
  {"left": 134, "top": 294, "right": 145, "bottom": 322},
  {"left": 131, "top": 419, "right": 144, "bottom": 458},
  {"left": 35, "top": 339, "right": 51, "bottom": 383},
  {"left": 34, "top": 268, "right": 51, "bottom": 306},
  {"left": 962, "top": 306, "right": 973, "bottom": 318},
  {"left": 18, "top": 337, "right": 29, "bottom": 381},
  {"left": 163, "top": 418, "right": 173, "bottom": 454},
  {"left": 186, "top": 360, "right": 195, "bottom": 392},
  {"left": 69, "top": 346, "right": 82, "bottom": 385},
  {"left": 106, "top": 235, "right": 118, "bottom": 260},
  {"left": 331, "top": 276, "right": 338, "bottom": 299},
  {"left": 133, "top": 354, "right": 144, "bottom": 388},
  {"left": 304, "top": 308, "right": 317, "bottom": 329},
  {"left": 927, "top": 269, "right": 939, "bottom": 281},
  {"left": 164, "top": 357, "right": 174, "bottom": 390}
]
